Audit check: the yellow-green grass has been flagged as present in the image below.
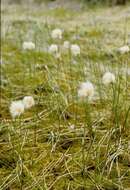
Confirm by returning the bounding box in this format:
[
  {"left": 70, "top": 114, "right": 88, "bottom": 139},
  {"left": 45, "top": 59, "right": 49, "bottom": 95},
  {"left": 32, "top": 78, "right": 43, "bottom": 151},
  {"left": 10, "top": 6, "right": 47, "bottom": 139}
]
[{"left": 1, "top": 2, "right": 130, "bottom": 190}]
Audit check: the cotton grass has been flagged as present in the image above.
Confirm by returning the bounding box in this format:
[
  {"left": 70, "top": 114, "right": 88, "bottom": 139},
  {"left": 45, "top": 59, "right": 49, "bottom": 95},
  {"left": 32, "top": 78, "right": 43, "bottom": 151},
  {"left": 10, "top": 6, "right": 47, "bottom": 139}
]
[
  {"left": 118, "top": 45, "right": 129, "bottom": 54},
  {"left": 23, "top": 42, "right": 35, "bottom": 50},
  {"left": 10, "top": 101, "right": 24, "bottom": 118},
  {"left": 102, "top": 72, "right": 116, "bottom": 85},
  {"left": 71, "top": 44, "right": 80, "bottom": 56},
  {"left": 63, "top": 41, "right": 70, "bottom": 50},
  {"left": 49, "top": 44, "right": 58, "bottom": 54},
  {"left": 51, "top": 29, "right": 62, "bottom": 39},
  {"left": 23, "top": 96, "right": 35, "bottom": 109},
  {"left": 78, "top": 81, "right": 94, "bottom": 99}
]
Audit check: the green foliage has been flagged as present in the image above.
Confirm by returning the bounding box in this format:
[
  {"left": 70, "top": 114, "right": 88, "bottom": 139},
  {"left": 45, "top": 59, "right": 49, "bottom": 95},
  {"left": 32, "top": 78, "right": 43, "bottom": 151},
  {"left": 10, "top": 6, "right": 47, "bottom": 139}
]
[{"left": 1, "top": 1, "right": 130, "bottom": 190}]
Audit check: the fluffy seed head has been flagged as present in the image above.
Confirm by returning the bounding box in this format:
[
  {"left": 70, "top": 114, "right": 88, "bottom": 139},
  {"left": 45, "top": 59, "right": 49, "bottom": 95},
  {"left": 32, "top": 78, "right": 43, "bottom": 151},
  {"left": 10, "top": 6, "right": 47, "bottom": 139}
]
[
  {"left": 78, "top": 81, "right": 94, "bottom": 98},
  {"left": 118, "top": 45, "right": 129, "bottom": 54},
  {"left": 71, "top": 44, "right": 80, "bottom": 56},
  {"left": 49, "top": 44, "right": 58, "bottom": 54},
  {"left": 63, "top": 41, "right": 70, "bottom": 50},
  {"left": 10, "top": 101, "right": 24, "bottom": 118},
  {"left": 51, "top": 29, "right": 62, "bottom": 39},
  {"left": 23, "top": 42, "right": 35, "bottom": 50},
  {"left": 23, "top": 96, "right": 35, "bottom": 109},
  {"left": 102, "top": 72, "right": 116, "bottom": 85}
]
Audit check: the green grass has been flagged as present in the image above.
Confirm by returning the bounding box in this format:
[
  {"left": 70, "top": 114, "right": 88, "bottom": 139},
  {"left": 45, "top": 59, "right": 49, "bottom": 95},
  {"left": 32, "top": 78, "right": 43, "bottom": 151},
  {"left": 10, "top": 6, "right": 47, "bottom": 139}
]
[{"left": 1, "top": 2, "right": 130, "bottom": 190}]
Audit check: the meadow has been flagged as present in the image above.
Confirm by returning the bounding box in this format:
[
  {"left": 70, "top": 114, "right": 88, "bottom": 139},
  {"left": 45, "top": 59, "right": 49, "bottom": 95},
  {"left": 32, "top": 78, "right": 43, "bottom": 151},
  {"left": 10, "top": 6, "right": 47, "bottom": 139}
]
[{"left": 1, "top": 1, "right": 130, "bottom": 189}]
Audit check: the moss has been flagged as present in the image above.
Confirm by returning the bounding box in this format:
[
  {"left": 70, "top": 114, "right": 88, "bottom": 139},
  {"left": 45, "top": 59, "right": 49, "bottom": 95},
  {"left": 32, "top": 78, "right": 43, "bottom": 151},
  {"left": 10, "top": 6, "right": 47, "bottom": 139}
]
[{"left": 1, "top": 2, "right": 130, "bottom": 190}]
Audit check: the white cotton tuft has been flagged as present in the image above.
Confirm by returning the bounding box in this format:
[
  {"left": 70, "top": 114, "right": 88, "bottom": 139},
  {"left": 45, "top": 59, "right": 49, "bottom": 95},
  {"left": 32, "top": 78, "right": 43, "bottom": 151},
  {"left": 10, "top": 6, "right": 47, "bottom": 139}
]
[
  {"left": 78, "top": 81, "right": 94, "bottom": 99},
  {"left": 23, "top": 42, "right": 35, "bottom": 50},
  {"left": 63, "top": 41, "right": 70, "bottom": 50},
  {"left": 71, "top": 44, "right": 80, "bottom": 56},
  {"left": 102, "top": 72, "right": 116, "bottom": 85},
  {"left": 23, "top": 96, "right": 35, "bottom": 109},
  {"left": 49, "top": 44, "right": 58, "bottom": 54},
  {"left": 118, "top": 45, "right": 129, "bottom": 54},
  {"left": 10, "top": 101, "right": 24, "bottom": 118},
  {"left": 51, "top": 29, "right": 62, "bottom": 39}
]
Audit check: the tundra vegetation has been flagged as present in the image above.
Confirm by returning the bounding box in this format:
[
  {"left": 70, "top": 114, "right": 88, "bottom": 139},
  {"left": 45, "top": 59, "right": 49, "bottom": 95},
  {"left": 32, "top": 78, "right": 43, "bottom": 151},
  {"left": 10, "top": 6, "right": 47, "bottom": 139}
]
[{"left": 1, "top": 0, "right": 130, "bottom": 189}]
